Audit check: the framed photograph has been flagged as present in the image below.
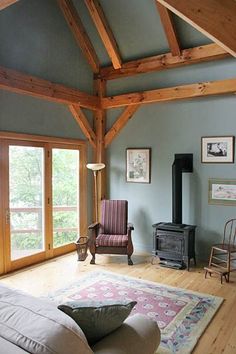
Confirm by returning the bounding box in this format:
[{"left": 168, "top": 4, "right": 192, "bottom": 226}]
[
  {"left": 201, "top": 136, "right": 235, "bottom": 163},
  {"left": 208, "top": 178, "right": 236, "bottom": 206},
  {"left": 126, "top": 148, "right": 151, "bottom": 183}
]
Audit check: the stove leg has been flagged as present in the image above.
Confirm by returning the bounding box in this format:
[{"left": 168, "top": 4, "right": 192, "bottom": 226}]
[
  {"left": 183, "top": 256, "right": 190, "bottom": 271},
  {"left": 187, "top": 258, "right": 190, "bottom": 271}
]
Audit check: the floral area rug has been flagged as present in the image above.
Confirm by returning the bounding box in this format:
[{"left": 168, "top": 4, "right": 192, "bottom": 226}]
[{"left": 45, "top": 271, "right": 223, "bottom": 354}]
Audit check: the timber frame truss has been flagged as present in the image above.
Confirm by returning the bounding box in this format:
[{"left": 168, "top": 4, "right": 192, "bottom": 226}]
[{"left": 1, "top": 0, "right": 236, "bottom": 207}]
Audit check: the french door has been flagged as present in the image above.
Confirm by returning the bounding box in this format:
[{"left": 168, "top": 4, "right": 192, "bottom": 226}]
[
  {"left": 0, "top": 133, "right": 86, "bottom": 274},
  {"left": 51, "top": 146, "right": 80, "bottom": 257}
]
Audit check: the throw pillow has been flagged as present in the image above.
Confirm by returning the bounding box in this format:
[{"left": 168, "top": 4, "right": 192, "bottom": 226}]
[{"left": 58, "top": 299, "right": 137, "bottom": 344}]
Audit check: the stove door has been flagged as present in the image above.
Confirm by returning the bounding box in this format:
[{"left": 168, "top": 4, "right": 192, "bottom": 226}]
[{"left": 156, "top": 232, "right": 184, "bottom": 261}]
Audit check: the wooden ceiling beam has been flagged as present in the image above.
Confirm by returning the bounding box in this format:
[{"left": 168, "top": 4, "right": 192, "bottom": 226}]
[
  {"left": 0, "top": 0, "right": 18, "bottom": 10},
  {"left": 69, "top": 105, "right": 96, "bottom": 148},
  {"left": 101, "top": 77, "right": 236, "bottom": 109},
  {"left": 104, "top": 105, "right": 140, "bottom": 147},
  {"left": 100, "top": 43, "right": 229, "bottom": 80},
  {"left": 156, "top": 0, "right": 236, "bottom": 58},
  {"left": 156, "top": 2, "right": 181, "bottom": 56},
  {"left": 58, "top": 0, "right": 100, "bottom": 73},
  {"left": 0, "top": 66, "right": 99, "bottom": 110},
  {"left": 84, "top": 0, "right": 122, "bottom": 69}
]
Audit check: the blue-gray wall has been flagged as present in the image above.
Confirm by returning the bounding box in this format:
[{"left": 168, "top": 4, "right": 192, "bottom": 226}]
[
  {"left": 0, "top": 0, "right": 93, "bottom": 138},
  {"left": 1, "top": 0, "right": 236, "bottom": 261},
  {"left": 107, "top": 96, "right": 236, "bottom": 260},
  {"left": 0, "top": 0, "right": 94, "bottom": 224},
  {"left": 107, "top": 59, "right": 236, "bottom": 260}
]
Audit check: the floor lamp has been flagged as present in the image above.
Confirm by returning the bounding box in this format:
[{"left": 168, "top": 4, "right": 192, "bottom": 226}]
[{"left": 86, "top": 163, "right": 105, "bottom": 222}]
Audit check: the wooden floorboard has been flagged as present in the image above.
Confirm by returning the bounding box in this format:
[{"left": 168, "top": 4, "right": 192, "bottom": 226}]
[{"left": 1, "top": 252, "right": 236, "bottom": 353}]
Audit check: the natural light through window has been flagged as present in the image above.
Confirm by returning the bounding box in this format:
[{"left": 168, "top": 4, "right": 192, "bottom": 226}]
[{"left": 52, "top": 148, "right": 80, "bottom": 248}]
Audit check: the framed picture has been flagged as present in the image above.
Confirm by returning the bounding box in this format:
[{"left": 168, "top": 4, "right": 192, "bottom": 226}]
[
  {"left": 208, "top": 178, "right": 236, "bottom": 206},
  {"left": 201, "top": 136, "right": 235, "bottom": 163},
  {"left": 126, "top": 148, "right": 151, "bottom": 183}
]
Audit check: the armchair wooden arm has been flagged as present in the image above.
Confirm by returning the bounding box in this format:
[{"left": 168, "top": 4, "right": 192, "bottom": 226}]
[
  {"left": 88, "top": 222, "right": 100, "bottom": 230},
  {"left": 128, "top": 223, "right": 134, "bottom": 231}
]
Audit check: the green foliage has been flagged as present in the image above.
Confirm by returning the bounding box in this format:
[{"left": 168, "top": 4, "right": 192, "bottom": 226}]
[
  {"left": 10, "top": 146, "right": 43, "bottom": 207},
  {"left": 11, "top": 233, "right": 42, "bottom": 250},
  {"left": 53, "top": 231, "right": 77, "bottom": 248},
  {"left": 52, "top": 149, "right": 79, "bottom": 206},
  {"left": 53, "top": 211, "right": 77, "bottom": 228},
  {"left": 10, "top": 147, "right": 79, "bottom": 253}
]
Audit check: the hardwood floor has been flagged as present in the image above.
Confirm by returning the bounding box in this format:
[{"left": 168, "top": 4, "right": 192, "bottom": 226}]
[{"left": 1, "top": 252, "right": 236, "bottom": 353}]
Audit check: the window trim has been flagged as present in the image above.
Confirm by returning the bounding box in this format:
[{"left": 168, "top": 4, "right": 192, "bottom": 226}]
[{"left": 0, "top": 131, "right": 87, "bottom": 274}]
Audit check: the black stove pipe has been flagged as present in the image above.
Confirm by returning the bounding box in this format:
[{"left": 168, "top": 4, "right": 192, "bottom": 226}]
[
  {"left": 172, "top": 154, "right": 193, "bottom": 225},
  {"left": 172, "top": 158, "right": 182, "bottom": 224}
]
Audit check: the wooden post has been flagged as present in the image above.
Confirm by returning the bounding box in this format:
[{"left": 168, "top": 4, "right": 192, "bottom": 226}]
[{"left": 93, "top": 77, "right": 106, "bottom": 221}]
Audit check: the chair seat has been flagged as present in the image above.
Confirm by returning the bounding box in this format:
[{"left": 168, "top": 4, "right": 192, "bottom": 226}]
[{"left": 96, "top": 234, "right": 128, "bottom": 247}]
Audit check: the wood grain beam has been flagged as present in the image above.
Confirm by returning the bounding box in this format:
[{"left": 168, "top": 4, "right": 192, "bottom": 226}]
[
  {"left": 0, "top": 66, "right": 99, "bottom": 110},
  {"left": 104, "top": 105, "right": 140, "bottom": 147},
  {"left": 69, "top": 105, "right": 96, "bottom": 148},
  {"left": 99, "top": 43, "right": 229, "bottom": 80},
  {"left": 93, "top": 78, "right": 107, "bottom": 220},
  {"left": 93, "top": 78, "right": 106, "bottom": 163},
  {"left": 156, "top": 2, "right": 181, "bottom": 56},
  {"left": 84, "top": 0, "right": 122, "bottom": 69},
  {"left": 156, "top": 0, "right": 236, "bottom": 57},
  {"left": 58, "top": 0, "right": 100, "bottom": 73},
  {"left": 102, "top": 77, "right": 236, "bottom": 109},
  {"left": 0, "top": 0, "right": 18, "bottom": 10}
]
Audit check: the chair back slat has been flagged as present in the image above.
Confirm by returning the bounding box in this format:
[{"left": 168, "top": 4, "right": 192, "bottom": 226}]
[
  {"left": 223, "top": 218, "right": 236, "bottom": 246},
  {"left": 101, "top": 200, "right": 128, "bottom": 235}
]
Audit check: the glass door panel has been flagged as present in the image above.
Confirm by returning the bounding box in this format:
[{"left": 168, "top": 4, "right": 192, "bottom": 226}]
[
  {"left": 9, "top": 146, "right": 45, "bottom": 260},
  {"left": 52, "top": 148, "right": 79, "bottom": 248}
]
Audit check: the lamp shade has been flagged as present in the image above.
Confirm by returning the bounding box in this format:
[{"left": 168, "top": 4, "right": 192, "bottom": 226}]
[{"left": 86, "top": 163, "right": 105, "bottom": 171}]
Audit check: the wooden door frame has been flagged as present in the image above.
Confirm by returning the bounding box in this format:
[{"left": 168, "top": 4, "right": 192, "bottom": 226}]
[
  {"left": 3, "top": 139, "right": 47, "bottom": 273},
  {"left": 0, "top": 132, "right": 87, "bottom": 274},
  {"left": 49, "top": 142, "right": 87, "bottom": 258}
]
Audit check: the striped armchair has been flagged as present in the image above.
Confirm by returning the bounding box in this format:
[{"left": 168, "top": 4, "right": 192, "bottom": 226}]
[{"left": 88, "top": 200, "right": 134, "bottom": 265}]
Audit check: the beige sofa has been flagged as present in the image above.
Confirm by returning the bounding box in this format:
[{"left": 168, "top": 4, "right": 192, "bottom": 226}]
[{"left": 0, "top": 284, "right": 160, "bottom": 354}]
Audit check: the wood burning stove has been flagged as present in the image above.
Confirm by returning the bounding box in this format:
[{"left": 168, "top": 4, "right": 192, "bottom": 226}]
[
  {"left": 152, "top": 154, "right": 196, "bottom": 270},
  {"left": 152, "top": 222, "right": 196, "bottom": 270}
]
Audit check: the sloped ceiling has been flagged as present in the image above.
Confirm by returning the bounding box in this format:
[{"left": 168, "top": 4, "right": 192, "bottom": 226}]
[
  {"left": 0, "top": 0, "right": 219, "bottom": 72},
  {"left": 0, "top": 0, "right": 235, "bottom": 112},
  {"left": 0, "top": 0, "right": 235, "bottom": 158},
  {"left": 157, "top": 0, "right": 236, "bottom": 57},
  {"left": 71, "top": 0, "right": 213, "bottom": 66},
  {"left": 78, "top": 0, "right": 212, "bottom": 64}
]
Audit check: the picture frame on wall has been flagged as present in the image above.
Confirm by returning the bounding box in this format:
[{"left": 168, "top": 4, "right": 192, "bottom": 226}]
[
  {"left": 208, "top": 178, "right": 236, "bottom": 206},
  {"left": 126, "top": 148, "right": 151, "bottom": 183},
  {"left": 201, "top": 136, "right": 235, "bottom": 163}
]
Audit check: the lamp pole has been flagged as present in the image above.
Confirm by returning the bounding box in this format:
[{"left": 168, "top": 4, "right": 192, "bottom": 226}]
[
  {"left": 93, "top": 170, "right": 98, "bottom": 222},
  {"left": 86, "top": 163, "right": 105, "bottom": 222}
]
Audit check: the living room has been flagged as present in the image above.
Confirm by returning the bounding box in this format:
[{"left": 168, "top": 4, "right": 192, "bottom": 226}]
[{"left": 0, "top": 0, "right": 236, "bottom": 353}]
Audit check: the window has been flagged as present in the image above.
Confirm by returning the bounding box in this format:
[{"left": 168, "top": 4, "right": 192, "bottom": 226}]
[{"left": 0, "top": 132, "right": 87, "bottom": 274}]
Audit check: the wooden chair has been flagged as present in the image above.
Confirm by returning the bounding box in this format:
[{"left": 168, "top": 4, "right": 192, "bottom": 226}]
[
  {"left": 204, "top": 219, "right": 236, "bottom": 283},
  {"left": 88, "top": 200, "right": 134, "bottom": 265}
]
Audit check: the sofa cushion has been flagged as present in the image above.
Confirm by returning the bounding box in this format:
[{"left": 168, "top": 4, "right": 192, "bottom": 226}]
[
  {"left": 0, "top": 336, "right": 29, "bottom": 354},
  {"left": 91, "top": 314, "right": 161, "bottom": 354},
  {"left": 0, "top": 284, "right": 92, "bottom": 354},
  {"left": 58, "top": 299, "right": 137, "bottom": 344}
]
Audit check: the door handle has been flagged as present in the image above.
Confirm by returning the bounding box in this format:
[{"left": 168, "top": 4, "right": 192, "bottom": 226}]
[{"left": 5, "top": 209, "right": 10, "bottom": 225}]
